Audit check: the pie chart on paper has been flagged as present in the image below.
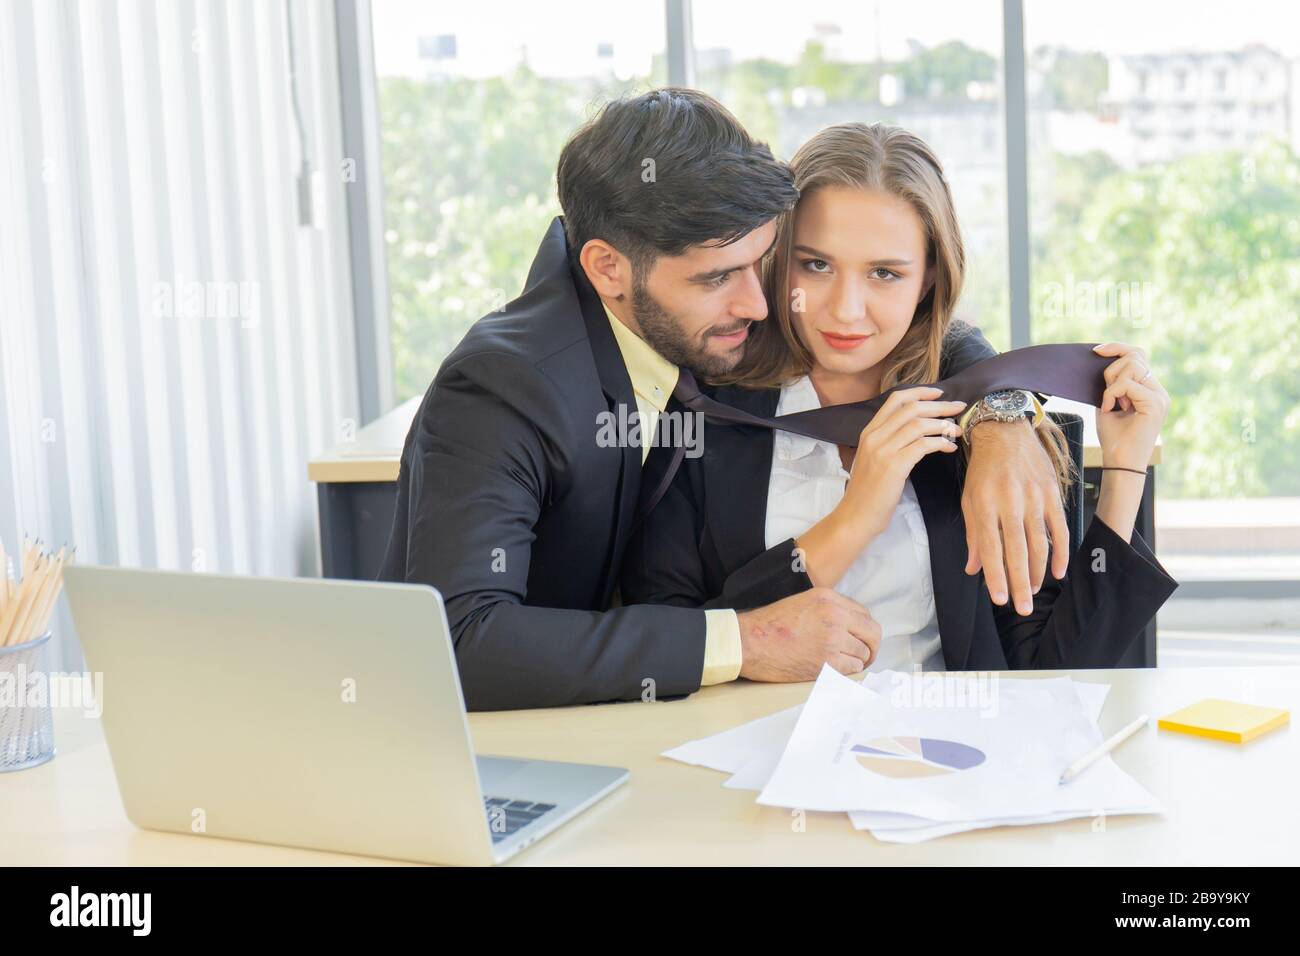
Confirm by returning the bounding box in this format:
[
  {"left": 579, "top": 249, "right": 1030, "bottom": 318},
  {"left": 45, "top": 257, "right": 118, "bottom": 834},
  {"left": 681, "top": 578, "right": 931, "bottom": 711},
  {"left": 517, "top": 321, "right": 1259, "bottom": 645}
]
[{"left": 851, "top": 736, "right": 986, "bottom": 778}]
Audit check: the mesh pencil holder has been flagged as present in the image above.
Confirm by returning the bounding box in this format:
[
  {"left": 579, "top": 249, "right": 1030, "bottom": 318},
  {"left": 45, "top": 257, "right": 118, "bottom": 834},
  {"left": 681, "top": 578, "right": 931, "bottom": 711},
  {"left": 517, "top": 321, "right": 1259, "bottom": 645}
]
[{"left": 0, "top": 630, "right": 56, "bottom": 772}]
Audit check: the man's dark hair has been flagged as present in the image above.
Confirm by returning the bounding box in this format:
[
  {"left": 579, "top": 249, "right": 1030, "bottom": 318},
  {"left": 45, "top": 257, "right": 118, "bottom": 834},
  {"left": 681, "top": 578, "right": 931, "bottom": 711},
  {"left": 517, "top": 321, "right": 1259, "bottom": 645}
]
[{"left": 556, "top": 87, "right": 798, "bottom": 277}]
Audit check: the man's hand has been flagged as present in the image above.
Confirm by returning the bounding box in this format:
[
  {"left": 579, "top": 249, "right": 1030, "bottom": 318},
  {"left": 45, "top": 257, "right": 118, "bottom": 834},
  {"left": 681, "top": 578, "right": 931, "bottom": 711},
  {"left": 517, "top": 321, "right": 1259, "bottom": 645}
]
[
  {"left": 962, "top": 417, "right": 1069, "bottom": 616},
  {"left": 736, "top": 588, "right": 881, "bottom": 682}
]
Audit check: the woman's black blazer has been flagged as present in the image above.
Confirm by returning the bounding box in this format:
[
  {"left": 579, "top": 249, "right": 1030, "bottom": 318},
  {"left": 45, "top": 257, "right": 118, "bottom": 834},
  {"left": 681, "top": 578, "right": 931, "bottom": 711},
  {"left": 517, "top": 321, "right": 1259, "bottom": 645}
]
[{"left": 621, "top": 384, "right": 1178, "bottom": 670}]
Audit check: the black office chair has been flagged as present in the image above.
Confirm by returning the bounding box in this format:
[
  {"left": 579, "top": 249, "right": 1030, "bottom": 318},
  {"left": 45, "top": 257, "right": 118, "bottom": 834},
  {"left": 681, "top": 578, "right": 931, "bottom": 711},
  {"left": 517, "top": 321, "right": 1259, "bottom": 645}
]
[{"left": 1048, "top": 411, "right": 1087, "bottom": 555}]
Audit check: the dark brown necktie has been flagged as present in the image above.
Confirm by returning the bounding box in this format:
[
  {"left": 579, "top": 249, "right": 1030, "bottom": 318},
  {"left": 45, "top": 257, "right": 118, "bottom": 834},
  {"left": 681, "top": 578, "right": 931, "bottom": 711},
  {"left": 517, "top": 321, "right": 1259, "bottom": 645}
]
[{"left": 638, "top": 342, "right": 1112, "bottom": 519}]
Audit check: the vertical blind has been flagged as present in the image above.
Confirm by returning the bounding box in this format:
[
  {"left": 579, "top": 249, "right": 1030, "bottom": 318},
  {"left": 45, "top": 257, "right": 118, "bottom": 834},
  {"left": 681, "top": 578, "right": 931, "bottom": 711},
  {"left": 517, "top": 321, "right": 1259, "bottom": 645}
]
[{"left": 0, "top": 0, "right": 361, "bottom": 670}]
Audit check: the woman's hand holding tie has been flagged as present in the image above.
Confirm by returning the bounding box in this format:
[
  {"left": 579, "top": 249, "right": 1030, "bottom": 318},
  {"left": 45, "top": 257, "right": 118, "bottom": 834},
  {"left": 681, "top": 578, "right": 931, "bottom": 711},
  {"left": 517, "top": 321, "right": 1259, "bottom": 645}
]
[
  {"left": 794, "top": 387, "right": 967, "bottom": 589},
  {"left": 1092, "top": 342, "right": 1170, "bottom": 543}
]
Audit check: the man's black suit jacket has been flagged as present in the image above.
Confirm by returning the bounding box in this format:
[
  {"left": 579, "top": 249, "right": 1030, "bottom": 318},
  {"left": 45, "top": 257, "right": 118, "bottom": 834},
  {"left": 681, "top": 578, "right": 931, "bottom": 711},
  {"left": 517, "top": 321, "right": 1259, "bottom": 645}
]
[{"left": 379, "top": 217, "right": 1001, "bottom": 709}]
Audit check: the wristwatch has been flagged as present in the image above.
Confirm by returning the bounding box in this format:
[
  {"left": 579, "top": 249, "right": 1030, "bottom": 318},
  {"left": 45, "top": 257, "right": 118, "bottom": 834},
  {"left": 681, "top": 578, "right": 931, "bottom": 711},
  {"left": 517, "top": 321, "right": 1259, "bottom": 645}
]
[{"left": 959, "top": 389, "right": 1044, "bottom": 442}]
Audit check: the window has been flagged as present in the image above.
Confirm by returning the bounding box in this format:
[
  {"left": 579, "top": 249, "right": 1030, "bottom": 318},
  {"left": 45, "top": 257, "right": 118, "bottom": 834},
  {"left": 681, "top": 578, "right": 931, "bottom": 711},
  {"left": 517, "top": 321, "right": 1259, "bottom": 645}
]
[
  {"left": 366, "top": 0, "right": 1300, "bottom": 505},
  {"left": 370, "top": 1, "right": 666, "bottom": 401},
  {"left": 1026, "top": 0, "right": 1300, "bottom": 504},
  {"left": 692, "top": 0, "right": 1011, "bottom": 350},
  {"left": 353, "top": 1, "right": 1300, "bottom": 625}
]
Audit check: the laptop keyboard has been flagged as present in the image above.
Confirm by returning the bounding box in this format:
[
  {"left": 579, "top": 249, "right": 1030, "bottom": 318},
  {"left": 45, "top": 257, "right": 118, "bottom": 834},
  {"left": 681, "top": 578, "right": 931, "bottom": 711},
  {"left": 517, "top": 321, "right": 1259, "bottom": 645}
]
[{"left": 484, "top": 796, "right": 558, "bottom": 843}]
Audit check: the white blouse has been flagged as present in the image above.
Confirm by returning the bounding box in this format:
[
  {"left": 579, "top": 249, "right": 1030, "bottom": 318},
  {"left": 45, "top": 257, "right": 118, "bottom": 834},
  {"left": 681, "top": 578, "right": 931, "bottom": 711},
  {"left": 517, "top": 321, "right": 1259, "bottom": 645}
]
[{"left": 763, "top": 375, "right": 945, "bottom": 673}]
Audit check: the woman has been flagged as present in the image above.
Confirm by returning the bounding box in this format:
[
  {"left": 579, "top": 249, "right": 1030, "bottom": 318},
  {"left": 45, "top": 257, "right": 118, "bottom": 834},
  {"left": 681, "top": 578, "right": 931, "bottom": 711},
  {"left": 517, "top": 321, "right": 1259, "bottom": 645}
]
[{"left": 622, "top": 122, "right": 1177, "bottom": 677}]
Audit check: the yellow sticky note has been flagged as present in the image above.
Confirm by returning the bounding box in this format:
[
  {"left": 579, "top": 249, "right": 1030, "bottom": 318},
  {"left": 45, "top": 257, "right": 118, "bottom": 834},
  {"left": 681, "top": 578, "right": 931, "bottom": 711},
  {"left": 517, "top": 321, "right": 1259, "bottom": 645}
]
[{"left": 1158, "top": 698, "right": 1289, "bottom": 744}]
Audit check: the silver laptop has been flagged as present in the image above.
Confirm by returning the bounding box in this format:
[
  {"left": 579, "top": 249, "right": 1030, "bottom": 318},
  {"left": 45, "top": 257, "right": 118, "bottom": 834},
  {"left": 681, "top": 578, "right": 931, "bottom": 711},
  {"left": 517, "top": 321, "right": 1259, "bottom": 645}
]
[{"left": 63, "top": 566, "right": 628, "bottom": 865}]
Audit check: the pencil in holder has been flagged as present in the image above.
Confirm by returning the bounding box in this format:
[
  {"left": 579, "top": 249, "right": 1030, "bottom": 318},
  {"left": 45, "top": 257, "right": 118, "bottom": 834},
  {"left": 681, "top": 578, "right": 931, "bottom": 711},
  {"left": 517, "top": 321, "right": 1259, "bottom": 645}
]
[{"left": 0, "top": 630, "right": 56, "bottom": 772}]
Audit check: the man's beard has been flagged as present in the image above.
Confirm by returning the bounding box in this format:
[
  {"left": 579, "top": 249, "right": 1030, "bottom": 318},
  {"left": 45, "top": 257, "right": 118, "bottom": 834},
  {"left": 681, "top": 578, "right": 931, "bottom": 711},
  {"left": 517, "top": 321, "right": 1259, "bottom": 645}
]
[{"left": 631, "top": 277, "right": 751, "bottom": 379}]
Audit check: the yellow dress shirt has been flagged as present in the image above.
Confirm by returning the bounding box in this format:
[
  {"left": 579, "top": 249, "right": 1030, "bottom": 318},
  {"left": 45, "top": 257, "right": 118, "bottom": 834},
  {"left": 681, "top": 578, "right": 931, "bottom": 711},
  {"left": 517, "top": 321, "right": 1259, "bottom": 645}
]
[{"left": 603, "top": 301, "right": 743, "bottom": 685}]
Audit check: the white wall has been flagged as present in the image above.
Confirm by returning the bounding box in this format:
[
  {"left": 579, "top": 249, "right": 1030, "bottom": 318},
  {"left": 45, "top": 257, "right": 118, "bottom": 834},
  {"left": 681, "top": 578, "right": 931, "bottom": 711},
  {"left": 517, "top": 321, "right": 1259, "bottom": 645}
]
[{"left": 0, "top": 0, "right": 362, "bottom": 669}]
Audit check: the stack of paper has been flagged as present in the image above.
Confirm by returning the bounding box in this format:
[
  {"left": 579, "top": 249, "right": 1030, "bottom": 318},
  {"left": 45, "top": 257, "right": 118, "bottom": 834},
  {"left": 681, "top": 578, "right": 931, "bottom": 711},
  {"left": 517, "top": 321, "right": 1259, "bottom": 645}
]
[{"left": 663, "top": 666, "right": 1162, "bottom": 843}]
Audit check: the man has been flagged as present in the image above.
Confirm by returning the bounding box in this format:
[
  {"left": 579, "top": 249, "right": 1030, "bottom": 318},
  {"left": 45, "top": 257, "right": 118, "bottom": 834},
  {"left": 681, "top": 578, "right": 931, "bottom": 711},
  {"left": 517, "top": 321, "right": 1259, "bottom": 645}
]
[{"left": 379, "top": 88, "right": 1067, "bottom": 710}]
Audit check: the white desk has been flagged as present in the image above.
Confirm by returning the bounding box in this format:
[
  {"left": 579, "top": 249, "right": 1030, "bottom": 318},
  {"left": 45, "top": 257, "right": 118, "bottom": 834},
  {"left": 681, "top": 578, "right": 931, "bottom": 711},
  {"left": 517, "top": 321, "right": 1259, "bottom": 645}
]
[{"left": 3, "top": 665, "right": 1293, "bottom": 866}]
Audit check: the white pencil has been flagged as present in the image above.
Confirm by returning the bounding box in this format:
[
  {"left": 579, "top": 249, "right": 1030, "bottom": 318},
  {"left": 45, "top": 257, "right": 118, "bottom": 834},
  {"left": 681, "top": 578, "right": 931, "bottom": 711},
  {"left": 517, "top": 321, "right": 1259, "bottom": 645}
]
[
  {"left": 0, "top": 555, "right": 31, "bottom": 647},
  {"left": 9, "top": 555, "right": 49, "bottom": 648},
  {"left": 31, "top": 547, "right": 67, "bottom": 639},
  {"left": 1059, "top": 714, "right": 1149, "bottom": 784}
]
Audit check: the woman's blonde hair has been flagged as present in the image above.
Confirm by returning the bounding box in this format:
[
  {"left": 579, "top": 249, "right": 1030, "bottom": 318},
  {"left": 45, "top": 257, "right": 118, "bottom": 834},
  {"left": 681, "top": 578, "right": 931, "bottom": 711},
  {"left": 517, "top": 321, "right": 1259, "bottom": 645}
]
[{"left": 717, "top": 121, "right": 1074, "bottom": 496}]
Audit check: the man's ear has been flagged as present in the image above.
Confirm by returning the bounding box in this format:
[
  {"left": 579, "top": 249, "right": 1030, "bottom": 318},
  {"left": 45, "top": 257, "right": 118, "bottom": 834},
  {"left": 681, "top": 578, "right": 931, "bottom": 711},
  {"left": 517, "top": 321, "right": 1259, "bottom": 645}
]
[{"left": 578, "top": 239, "right": 633, "bottom": 302}]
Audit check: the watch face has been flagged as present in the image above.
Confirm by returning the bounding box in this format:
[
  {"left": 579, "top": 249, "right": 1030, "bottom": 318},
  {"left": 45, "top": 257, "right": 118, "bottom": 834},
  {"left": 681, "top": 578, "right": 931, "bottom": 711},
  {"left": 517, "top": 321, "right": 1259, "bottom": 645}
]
[{"left": 984, "top": 389, "right": 1030, "bottom": 415}]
